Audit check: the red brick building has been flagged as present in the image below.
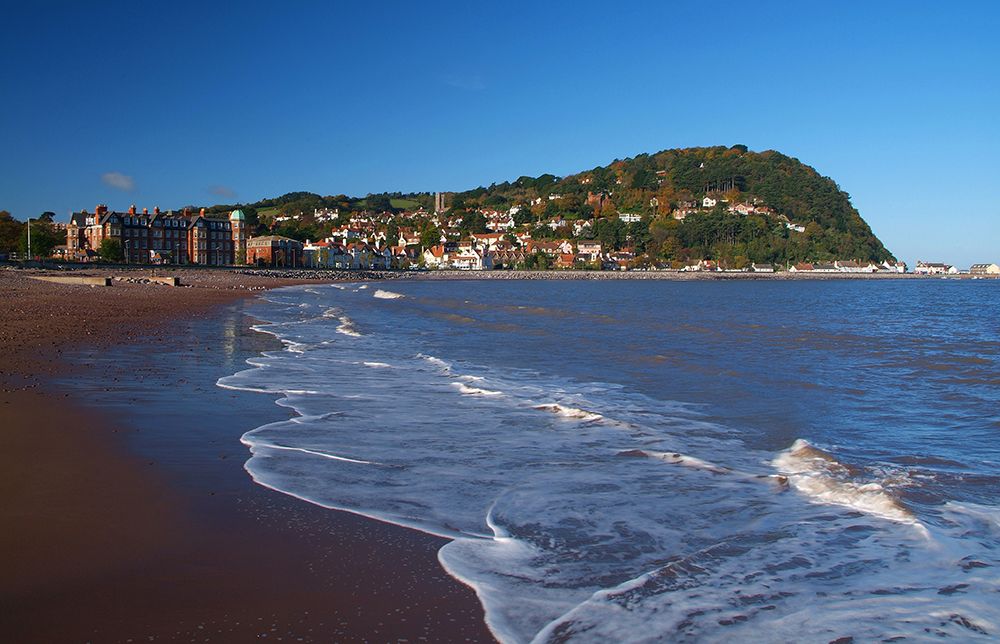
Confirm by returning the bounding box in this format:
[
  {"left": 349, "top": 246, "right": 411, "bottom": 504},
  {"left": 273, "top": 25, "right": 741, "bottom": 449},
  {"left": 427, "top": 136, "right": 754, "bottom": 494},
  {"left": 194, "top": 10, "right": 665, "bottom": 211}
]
[
  {"left": 67, "top": 204, "right": 247, "bottom": 265},
  {"left": 246, "top": 235, "right": 304, "bottom": 267}
]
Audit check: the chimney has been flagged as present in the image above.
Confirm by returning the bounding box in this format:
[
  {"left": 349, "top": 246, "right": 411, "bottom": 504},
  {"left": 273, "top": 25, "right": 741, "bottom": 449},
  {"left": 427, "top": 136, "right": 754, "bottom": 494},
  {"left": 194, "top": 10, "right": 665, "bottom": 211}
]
[
  {"left": 154, "top": 206, "right": 160, "bottom": 215},
  {"left": 128, "top": 204, "right": 136, "bottom": 215},
  {"left": 199, "top": 208, "right": 206, "bottom": 217},
  {"left": 183, "top": 207, "right": 190, "bottom": 217},
  {"left": 142, "top": 208, "right": 148, "bottom": 215}
]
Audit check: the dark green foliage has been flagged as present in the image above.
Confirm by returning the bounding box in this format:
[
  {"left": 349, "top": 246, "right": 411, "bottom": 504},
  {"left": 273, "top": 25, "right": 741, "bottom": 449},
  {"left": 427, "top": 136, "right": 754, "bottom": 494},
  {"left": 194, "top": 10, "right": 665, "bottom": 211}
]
[
  {"left": 0, "top": 211, "right": 23, "bottom": 254},
  {"left": 445, "top": 145, "right": 893, "bottom": 263},
  {"left": 21, "top": 217, "right": 62, "bottom": 258},
  {"left": 365, "top": 193, "right": 393, "bottom": 212},
  {"left": 458, "top": 210, "right": 488, "bottom": 235},
  {"left": 98, "top": 238, "right": 123, "bottom": 262}
]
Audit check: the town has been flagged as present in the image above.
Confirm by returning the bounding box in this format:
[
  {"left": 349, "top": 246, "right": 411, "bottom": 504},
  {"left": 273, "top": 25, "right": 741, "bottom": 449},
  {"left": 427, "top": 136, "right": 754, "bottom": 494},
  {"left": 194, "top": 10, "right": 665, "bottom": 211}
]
[{"left": 1, "top": 192, "right": 995, "bottom": 276}]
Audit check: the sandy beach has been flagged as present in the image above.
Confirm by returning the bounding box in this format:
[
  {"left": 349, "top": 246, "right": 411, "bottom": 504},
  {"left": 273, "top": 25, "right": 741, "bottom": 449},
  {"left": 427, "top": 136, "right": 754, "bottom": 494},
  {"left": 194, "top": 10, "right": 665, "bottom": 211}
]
[{"left": 0, "top": 267, "right": 493, "bottom": 642}]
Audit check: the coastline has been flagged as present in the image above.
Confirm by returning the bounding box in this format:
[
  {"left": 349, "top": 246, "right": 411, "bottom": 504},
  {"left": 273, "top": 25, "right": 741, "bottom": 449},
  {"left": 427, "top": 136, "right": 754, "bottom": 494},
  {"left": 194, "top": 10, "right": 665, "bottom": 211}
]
[{"left": 0, "top": 268, "right": 494, "bottom": 642}]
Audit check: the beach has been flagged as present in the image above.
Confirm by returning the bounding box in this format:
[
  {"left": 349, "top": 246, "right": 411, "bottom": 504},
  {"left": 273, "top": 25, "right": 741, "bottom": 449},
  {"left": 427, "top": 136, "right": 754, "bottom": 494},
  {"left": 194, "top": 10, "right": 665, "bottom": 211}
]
[{"left": 0, "top": 267, "right": 493, "bottom": 642}]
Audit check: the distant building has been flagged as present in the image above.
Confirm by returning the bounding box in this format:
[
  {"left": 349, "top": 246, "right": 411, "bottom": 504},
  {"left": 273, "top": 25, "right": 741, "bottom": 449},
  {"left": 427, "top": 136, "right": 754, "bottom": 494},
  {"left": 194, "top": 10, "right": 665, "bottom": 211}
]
[
  {"left": 576, "top": 240, "right": 602, "bottom": 262},
  {"left": 246, "top": 235, "right": 304, "bottom": 267},
  {"left": 434, "top": 192, "right": 450, "bottom": 213},
  {"left": 835, "top": 260, "right": 865, "bottom": 273},
  {"left": 970, "top": 263, "right": 1000, "bottom": 275},
  {"left": 313, "top": 208, "right": 339, "bottom": 222},
  {"left": 66, "top": 204, "right": 245, "bottom": 265},
  {"left": 618, "top": 213, "right": 642, "bottom": 223},
  {"left": 914, "top": 260, "right": 958, "bottom": 275}
]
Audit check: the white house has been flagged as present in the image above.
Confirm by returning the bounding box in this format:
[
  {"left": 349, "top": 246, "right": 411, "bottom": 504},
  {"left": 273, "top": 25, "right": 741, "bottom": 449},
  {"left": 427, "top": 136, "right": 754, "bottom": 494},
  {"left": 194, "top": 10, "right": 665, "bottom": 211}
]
[
  {"left": 576, "top": 240, "right": 602, "bottom": 262},
  {"left": 449, "top": 247, "right": 493, "bottom": 271},
  {"left": 313, "top": 208, "right": 339, "bottom": 222},
  {"left": 423, "top": 245, "right": 447, "bottom": 268},
  {"left": 471, "top": 233, "right": 505, "bottom": 250},
  {"left": 618, "top": 212, "right": 642, "bottom": 223},
  {"left": 702, "top": 196, "right": 718, "bottom": 208},
  {"left": 572, "top": 219, "right": 593, "bottom": 236},
  {"left": 914, "top": 261, "right": 958, "bottom": 275},
  {"left": 835, "top": 260, "right": 866, "bottom": 273}
]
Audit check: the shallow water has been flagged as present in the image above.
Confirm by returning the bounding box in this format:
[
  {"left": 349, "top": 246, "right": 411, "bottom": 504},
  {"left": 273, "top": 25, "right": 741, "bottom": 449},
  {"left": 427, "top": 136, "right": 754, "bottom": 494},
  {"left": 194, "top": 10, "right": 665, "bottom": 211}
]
[{"left": 220, "top": 279, "right": 1000, "bottom": 642}]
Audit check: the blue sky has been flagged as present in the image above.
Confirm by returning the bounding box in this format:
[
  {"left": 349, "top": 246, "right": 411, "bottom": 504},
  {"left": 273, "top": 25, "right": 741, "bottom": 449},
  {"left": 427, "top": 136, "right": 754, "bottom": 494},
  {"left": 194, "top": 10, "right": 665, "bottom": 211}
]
[{"left": 1, "top": 1, "right": 997, "bottom": 266}]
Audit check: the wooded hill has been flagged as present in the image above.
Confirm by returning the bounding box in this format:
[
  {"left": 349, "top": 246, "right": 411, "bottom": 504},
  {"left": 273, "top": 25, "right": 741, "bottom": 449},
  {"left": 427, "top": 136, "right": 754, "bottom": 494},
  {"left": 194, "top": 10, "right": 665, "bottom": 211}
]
[{"left": 197, "top": 145, "right": 894, "bottom": 266}]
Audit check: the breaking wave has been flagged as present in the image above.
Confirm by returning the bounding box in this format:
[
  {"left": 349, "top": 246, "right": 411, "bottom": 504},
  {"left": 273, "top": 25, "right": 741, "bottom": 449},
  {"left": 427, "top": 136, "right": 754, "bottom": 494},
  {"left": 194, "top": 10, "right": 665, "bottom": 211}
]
[
  {"left": 219, "top": 281, "right": 1000, "bottom": 643},
  {"left": 532, "top": 403, "right": 604, "bottom": 423},
  {"left": 773, "top": 439, "right": 921, "bottom": 526}
]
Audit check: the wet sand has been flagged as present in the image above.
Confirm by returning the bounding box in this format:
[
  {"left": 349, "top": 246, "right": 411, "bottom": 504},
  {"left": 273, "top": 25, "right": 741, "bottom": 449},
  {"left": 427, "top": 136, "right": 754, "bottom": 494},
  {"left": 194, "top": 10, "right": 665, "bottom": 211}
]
[{"left": 0, "top": 267, "right": 494, "bottom": 642}]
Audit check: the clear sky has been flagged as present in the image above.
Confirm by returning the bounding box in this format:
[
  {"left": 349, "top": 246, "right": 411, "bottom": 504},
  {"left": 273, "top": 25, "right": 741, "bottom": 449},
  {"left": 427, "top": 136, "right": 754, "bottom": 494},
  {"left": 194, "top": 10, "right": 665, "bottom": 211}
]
[{"left": 1, "top": 1, "right": 997, "bottom": 266}]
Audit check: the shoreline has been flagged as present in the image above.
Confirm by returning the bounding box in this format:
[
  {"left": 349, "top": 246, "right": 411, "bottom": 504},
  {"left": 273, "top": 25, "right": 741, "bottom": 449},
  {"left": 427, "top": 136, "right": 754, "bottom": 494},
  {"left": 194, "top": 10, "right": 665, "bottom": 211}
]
[
  {"left": 5, "top": 262, "right": 991, "bottom": 283},
  {"left": 0, "top": 268, "right": 494, "bottom": 642}
]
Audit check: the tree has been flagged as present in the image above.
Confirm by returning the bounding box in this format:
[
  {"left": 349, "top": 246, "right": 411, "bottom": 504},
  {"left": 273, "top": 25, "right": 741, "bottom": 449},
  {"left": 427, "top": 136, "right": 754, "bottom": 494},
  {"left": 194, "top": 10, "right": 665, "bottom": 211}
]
[
  {"left": 419, "top": 227, "right": 440, "bottom": 249},
  {"left": 513, "top": 208, "right": 534, "bottom": 226},
  {"left": 0, "top": 211, "right": 23, "bottom": 254},
  {"left": 366, "top": 193, "right": 393, "bottom": 212},
  {"left": 98, "top": 238, "right": 123, "bottom": 262},
  {"left": 386, "top": 220, "right": 400, "bottom": 244},
  {"left": 21, "top": 217, "right": 61, "bottom": 258}
]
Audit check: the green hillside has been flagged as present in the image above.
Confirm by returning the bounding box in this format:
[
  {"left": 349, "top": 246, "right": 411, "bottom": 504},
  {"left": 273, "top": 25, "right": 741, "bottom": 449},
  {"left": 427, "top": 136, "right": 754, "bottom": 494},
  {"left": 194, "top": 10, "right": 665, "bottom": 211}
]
[
  {"left": 198, "top": 145, "right": 893, "bottom": 266},
  {"left": 448, "top": 145, "right": 893, "bottom": 265}
]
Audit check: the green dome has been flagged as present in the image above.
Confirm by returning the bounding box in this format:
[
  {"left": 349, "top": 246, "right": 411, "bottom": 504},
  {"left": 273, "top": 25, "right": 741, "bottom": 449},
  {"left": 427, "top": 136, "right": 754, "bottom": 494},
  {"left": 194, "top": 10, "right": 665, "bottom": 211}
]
[{"left": 229, "top": 209, "right": 245, "bottom": 221}]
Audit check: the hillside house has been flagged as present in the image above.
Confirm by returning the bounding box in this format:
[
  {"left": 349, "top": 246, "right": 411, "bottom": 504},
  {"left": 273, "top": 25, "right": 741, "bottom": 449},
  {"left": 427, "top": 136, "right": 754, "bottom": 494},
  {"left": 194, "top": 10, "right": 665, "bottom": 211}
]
[{"left": 576, "top": 240, "right": 602, "bottom": 262}]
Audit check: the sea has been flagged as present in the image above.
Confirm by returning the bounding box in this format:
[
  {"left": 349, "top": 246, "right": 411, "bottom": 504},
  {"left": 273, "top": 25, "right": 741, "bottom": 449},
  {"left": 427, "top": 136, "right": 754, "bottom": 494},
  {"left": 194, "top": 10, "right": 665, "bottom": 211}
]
[{"left": 218, "top": 278, "right": 1000, "bottom": 643}]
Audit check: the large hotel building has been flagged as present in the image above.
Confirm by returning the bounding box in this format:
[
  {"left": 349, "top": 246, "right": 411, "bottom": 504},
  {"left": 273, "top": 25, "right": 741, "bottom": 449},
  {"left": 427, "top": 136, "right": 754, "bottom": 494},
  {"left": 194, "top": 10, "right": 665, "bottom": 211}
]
[{"left": 67, "top": 204, "right": 247, "bottom": 265}]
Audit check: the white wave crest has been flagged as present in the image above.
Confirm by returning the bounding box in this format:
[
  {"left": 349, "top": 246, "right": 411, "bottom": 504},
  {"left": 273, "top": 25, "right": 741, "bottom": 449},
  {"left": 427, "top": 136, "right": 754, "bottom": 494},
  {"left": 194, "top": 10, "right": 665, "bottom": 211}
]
[
  {"left": 363, "top": 361, "right": 392, "bottom": 368},
  {"left": 639, "top": 449, "right": 731, "bottom": 474},
  {"left": 773, "top": 439, "right": 920, "bottom": 526},
  {"left": 374, "top": 289, "right": 405, "bottom": 299},
  {"left": 417, "top": 353, "right": 451, "bottom": 371},
  {"left": 336, "top": 316, "right": 362, "bottom": 337},
  {"left": 452, "top": 382, "right": 504, "bottom": 397},
  {"left": 534, "top": 403, "right": 604, "bottom": 423}
]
